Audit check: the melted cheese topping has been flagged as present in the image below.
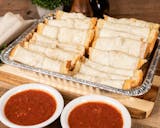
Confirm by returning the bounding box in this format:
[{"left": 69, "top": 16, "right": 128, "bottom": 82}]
[
  {"left": 89, "top": 48, "right": 140, "bottom": 70},
  {"left": 94, "top": 37, "right": 147, "bottom": 58}
]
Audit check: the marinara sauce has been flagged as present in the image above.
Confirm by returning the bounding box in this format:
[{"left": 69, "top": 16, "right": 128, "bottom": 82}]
[
  {"left": 68, "top": 102, "right": 123, "bottom": 128},
  {"left": 4, "top": 89, "right": 56, "bottom": 125}
]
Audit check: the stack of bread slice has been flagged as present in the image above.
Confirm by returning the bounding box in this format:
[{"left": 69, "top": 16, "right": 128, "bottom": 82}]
[
  {"left": 10, "top": 10, "right": 96, "bottom": 75},
  {"left": 0, "top": 12, "right": 34, "bottom": 47},
  {"left": 9, "top": 10, "right": 159, "bottom": 90},
  {"left": 74, "top": 15, "right": 159, "bottom": 89}
]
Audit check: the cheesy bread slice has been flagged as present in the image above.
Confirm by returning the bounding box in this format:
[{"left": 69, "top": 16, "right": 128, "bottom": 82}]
[
  {"left": 92, "top": 37, "right": 148, "bottom": 58},
  {"left": 98, "top": 17, "right": 159, "bottom": 54},
  {"left": 104, "top": 15, "right": 160, "bottom": 30},
  {"left": 9, "top": 44, "right": 70, "bottom": 74},
  {"left": 37, "top": 23, "right": 58, "bottom": 39},
  {"left": 97, "top": 19, "right": 150, "bottom": 41},
  {"left": 89, "top": 48, "right": 147, "bottom": 70},
  {"left": 84, "top": 59, "right": 143, "bottom": 77},
  {"left": 23, "top": 42, "right": 81, "bottom": 67},
  {"left": 56, "top": 43, "right": 85, "bottom": 56},
  {"left": 58, "top": 27, "right": 94, "bottom": 48},
  {"left": 74, "top": 73, "right": 141, "bottom": 89},
  {"left": 45, "top": 18, "right": 96, "bottom": 30},
  {"left": 55, "top": 10, "right": 87, "bottom": 20}
]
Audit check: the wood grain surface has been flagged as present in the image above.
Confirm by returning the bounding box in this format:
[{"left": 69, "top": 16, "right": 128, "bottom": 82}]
[
  {"left": 109, "top": 0, "right": 160, "bottom": 23},
  {"left": 0, "top": 0, "right": 39, "bottom": 19},
  {"left": 0, "top": 0, "right": 160, "bottom": 128}
]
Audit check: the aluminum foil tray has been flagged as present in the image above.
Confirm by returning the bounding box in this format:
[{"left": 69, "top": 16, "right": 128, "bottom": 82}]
[{"left": 1, "top": 16, "right": 160, "bottom": 96}]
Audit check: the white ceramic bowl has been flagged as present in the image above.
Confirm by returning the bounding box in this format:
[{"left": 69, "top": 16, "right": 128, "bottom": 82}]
[
  {"left": 0, "top": 83, "right": 64, "bottom": 128},
  {"left": 61, "top": 95, "right": 131, "bottom": 128}
]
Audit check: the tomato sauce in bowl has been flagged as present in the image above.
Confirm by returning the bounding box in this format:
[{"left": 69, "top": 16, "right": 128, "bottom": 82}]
[
  {"left": 61, "top": 95, "right": 131, "bottom": 128},
  {"left": 68, "top": 102, "right": 123, "bottom": 128},
  {"left": 4, "top": 89, "right": 56, "bottom": 125},
  {"left": 0, "top": 83, "right": 64, "bottom": 128}
]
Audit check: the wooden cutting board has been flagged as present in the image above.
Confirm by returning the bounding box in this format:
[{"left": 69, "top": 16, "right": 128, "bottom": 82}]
[{"left": 0, "top": 64, "right": 160, "bottom": 120}]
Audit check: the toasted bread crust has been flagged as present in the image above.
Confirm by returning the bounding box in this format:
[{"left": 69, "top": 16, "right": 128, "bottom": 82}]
[
  {"left": 55, "top": 10, "right": 63, "bottom": 20},
  {"left": 37, "top": 23, "right": 45, "bottom": 34},
  {"left": 44, "top": 18, "right": 48, "bottom": 24},
  {"left": 147, "top": 29, "right": 159, "bottom": 54},
  {"left": 137, "top": 59, "right": 147, "bottom": 69},
  {"left": 85, "top": 29, "right": 95, "bottom": 48},
  {"left": 122, "top": 70, "right": 143, "bottom": 90},
  {"left": 9, "top": 44, "right": 20, "bottom": 58},
  {"left": 90, "top": 18, "right": 97, "bottom": 29},
  {"left": 97, "top": 19, "right": 105, "bottom": 29}
]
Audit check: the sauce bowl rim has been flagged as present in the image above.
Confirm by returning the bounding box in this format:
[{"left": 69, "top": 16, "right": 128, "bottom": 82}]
[{"left": 0, "top": 83, "right": 64, "bottom": 128}]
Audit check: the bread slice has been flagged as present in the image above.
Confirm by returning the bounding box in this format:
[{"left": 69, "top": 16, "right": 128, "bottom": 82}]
[
  {"left": 76, "top": 59, "right": 143, "bottom": 86},
  {"left": 97, "top": 19, "right": 150, "bottom": 40},
  {"left": 57, "top": 43, "right": 85, "bottom": 56},
  {"left": 89, "top": 48, "right": 147, "bottom": 70},
  {"left": 45, "top": 18, "right": 97, "bottom": 30},
  {"left": 23, "top": 42, "right": 81, "bottom": 67},
  {"left": 92, "top": 37, "right": 148, "bottom": 58},
  {"left": 0, "top": 12, "right": 24, "bottom": 36},
  {"left": 74, "top": 73, "right": 125, "bottom": 89},
  {"left": 103, "top": 15, "right": 160, "bottom": 53},
  {"left": 37, "top": 23, "right": 58, "bottom": 39},
  {"left": 97, "top": 27, "right": 143, "bottom": 41},
  {"left": 31, "top": 32, "right": 56, "bottom": 43},
  {"left": 84, "top": 59, "right": 143, "bottom": 77},
  {"left": 29, "top": 40, "right": 57, "bottom": 49},
  {"left": 104, "top": 15, "right": 160, "bottom": 30},
  {"left": 55, "top": 10, "right": 87, "bottom": 20},
  {"left": 96, "top": 26, "right": 157, "bottom": 55},
  {"left": 79, "top": 64, "right": 130, "bottom": 80},
  {"left": 74, "top": 71, "right": 143, "bottom": 90},
  {"left": 58, "top": 27, "right": 94, "bottom": 48},
  {"left": 9, "top": 44, "right": 70, "bottom": 74}
]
